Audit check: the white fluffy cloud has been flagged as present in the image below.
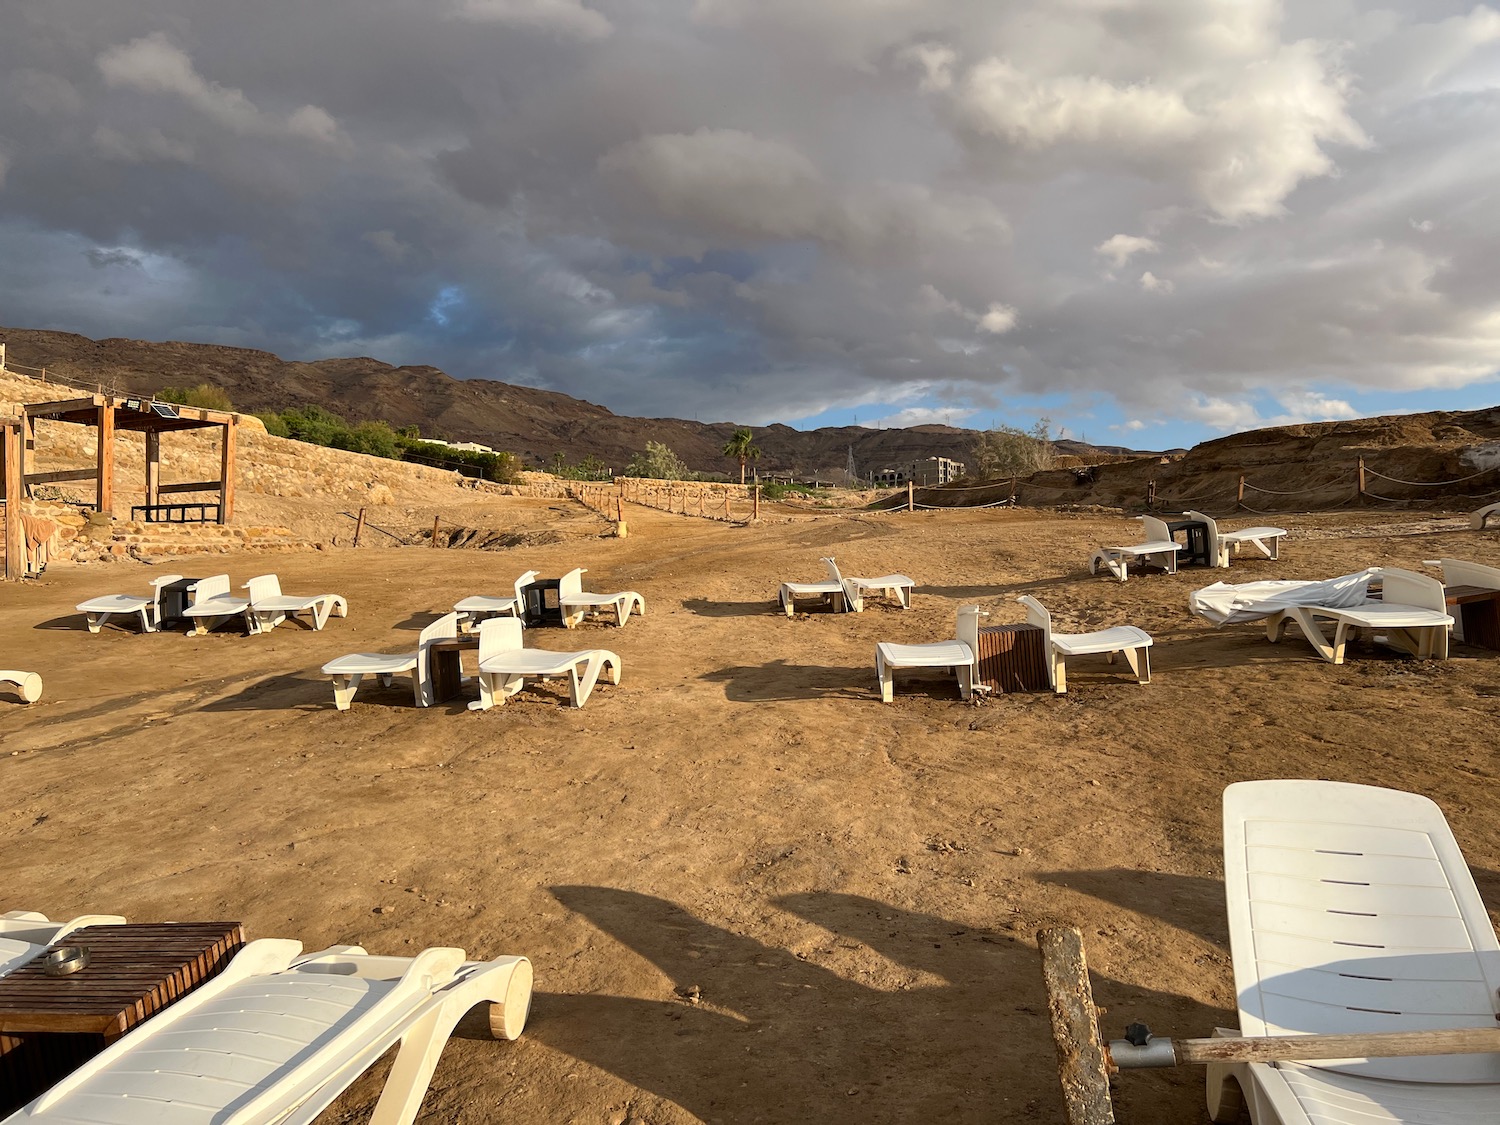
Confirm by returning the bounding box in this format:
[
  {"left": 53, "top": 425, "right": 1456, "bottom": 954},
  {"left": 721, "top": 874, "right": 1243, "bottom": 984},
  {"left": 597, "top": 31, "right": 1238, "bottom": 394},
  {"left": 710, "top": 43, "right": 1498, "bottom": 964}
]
[{"left": 0, "top": 1, "right": 1497, "bottom": 438}]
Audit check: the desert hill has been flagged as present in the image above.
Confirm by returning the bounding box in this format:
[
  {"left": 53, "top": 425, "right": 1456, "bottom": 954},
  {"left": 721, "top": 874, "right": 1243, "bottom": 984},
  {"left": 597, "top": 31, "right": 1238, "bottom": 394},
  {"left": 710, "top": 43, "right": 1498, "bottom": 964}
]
[{"left": 0, "top": 328, "right": 1015, "bottom": 477}]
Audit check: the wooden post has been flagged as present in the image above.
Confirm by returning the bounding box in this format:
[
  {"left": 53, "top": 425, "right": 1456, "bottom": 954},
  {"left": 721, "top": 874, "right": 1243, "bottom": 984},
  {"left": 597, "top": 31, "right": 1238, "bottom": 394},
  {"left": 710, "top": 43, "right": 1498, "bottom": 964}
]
[
  {"left": 144, "top": 430, "right": 161, "bottom": 510},
  {"left": 616, "top": 496, "right": 624, "bottom": 522},
  {"left": 353, "top": 507, "right": 367, "bottom": 547},
  {"left": 1237, "top": 474, "right": 1245, "bottom": 503},
  {"left": 753, "top": 485, "right": 760, "bottom": 520},
  {"left": 431, "top": 515, "right": 441, "bottom": 548},
  {"left": 3, "top": 422, "right": 22, "bottom": 581},
  {"left": 95, "top": 402, "right": 114, "bottom": 516},
  {"left": 1357, "top": 457, "right": 1366, "bottom": 496},
  {"left": 1038, "top": 928, "right": 1116, "bottom": 1125},
  {"left": 1010, "top": 476, "right": 1017, "bottom": 503},
  {"left": 1147, "top": 480, "right": 1156, "bottom": 508},
  {"left": 218, "top": 421, "right": 235, "bottom": 524},
  {"left": 907, "top": 480, "right": 914, "bottom": 511},
  {"left": 724, "top": 495, "right": 731, "bottom": 520}
]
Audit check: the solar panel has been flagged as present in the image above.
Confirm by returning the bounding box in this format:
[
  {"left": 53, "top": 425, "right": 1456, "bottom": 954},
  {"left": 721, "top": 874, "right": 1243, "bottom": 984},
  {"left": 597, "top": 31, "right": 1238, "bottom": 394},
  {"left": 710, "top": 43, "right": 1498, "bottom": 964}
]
[{"left": 149, "top": 402, "right": 180, "bottom": 419}]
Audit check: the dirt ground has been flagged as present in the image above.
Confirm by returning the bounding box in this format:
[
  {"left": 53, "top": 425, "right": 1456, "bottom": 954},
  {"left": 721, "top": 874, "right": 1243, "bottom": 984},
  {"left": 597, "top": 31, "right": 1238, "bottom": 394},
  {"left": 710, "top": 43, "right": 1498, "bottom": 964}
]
[{"left": 3, "top": 501, "right": 1499, "bottom": 1124}]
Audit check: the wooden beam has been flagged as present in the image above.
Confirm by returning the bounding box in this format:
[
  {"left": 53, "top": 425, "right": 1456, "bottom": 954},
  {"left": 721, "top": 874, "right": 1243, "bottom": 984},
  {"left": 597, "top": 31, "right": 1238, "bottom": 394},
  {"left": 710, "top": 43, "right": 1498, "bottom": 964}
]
[
  {"left": 219, "top": 422, "right": 235, "bottom": 524},
  {"left": 144, "top": 430, "right": 160, "bottom": 507},
  {"left": 25, "top": 468, "right": 99, "bottom": 485},
  {"left": 3, "top": 425, "right": 22, "bottom": 581},
  {"left": 158, "top": 480, "right": 224, "bottom": 495},
  {"left": 1127, "top": 1027, "right": 1500, "bottom": 1068},
  {"left": 1038, "top": 928, "right": 1116, "bottom": 1125},
  {"left": 24, "top": 396, "right": 103, "bottom": 416},
  {"left": 96, "top": 403, "right": 114, "bottom": 515}
]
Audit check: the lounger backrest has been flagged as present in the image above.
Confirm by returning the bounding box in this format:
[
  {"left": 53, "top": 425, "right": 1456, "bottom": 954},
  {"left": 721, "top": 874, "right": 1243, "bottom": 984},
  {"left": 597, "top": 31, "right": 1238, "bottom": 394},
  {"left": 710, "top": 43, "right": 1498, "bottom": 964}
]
[
  {"left": 415, "top": 612, "right": 459, "bottom": 692},
  {"left": 821, "top": 557, "right": 844, "bottom": 584},
  {"left": 1379, "top": 568, "right": 1448, "bottom": 615},
  {"left": 148, "top": 574, "right": 184, "bottom": 615},
  {"left": 1141, "top": 515, "right": 1171, "bottom": 544},
  {"left": 477, "top": 618, "right": 524, "bottom": 662},
  {"left": 191, "top": 574, "right": 230, "bottom": 601},
  {"left": 512, "top": 569, "right": 540, "bottom": 602},
  {"left": 243, "top": 574, "right": 283, "bottom": 603},
  {"left": 1016, "top": 595, "right": 1053, "bottom": 652},
  {"left": 1223, "top": 780, "right": 1500, "bottom": 1083},
  {"left": 1438, "top": 558, "right": 1500, "bottom": 591},
  {"left": 559, "top": 568, "right": 587, "bottom": 598},
  {"left": 954, "top": 605, "right": 984, "bottom": 666}
]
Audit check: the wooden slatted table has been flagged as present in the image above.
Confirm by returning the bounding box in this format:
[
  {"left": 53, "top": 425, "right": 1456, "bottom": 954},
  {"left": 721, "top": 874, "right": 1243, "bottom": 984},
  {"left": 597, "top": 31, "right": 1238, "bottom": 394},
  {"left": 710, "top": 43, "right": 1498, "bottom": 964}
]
[
  {"left": 976, "top": 623, "right": 1050, "bottom": 694},
  {"left": 429, "top": 635, "right": 480, "bottom": 704},
  {"left": 0, "top": 921, "right": 243, "bottom": 1112},
  {"left": 1444, "top": 584, "right": 1500, "bottom": 650}
]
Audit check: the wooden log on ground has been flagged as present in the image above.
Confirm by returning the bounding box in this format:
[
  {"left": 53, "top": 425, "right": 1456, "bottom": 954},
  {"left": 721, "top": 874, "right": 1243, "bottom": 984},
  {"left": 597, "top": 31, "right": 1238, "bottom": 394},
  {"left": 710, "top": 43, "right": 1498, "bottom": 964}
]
[{"left": 1037, "top": 927, "right": 1116, "bottom": 1125}]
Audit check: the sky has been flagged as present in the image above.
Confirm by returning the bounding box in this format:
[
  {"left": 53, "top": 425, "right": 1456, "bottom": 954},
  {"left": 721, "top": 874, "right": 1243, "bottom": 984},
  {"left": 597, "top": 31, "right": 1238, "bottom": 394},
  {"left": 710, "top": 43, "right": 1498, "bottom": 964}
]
[{"left": 4, "top": 1, "right": 1500, "bottom": 450}]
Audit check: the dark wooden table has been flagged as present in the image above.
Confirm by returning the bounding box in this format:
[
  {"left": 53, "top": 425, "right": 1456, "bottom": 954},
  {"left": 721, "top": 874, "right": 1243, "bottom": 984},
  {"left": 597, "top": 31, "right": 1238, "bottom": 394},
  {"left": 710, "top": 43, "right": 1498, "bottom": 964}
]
[
  {"left": 0, "top": 921, "right": 243, "bottom": 1112},
  {"left": 1164, "top": 519, "right": 1212, "bottom": 567},
  {"left": 1444, "top": 584, "right": 1500, "bottom": 650},
  {"left": 429, "top": 635, "right": 479, "bottom": 704},
  {"left": 976, "top": 623, "right": 1050, "bottom": 694}
]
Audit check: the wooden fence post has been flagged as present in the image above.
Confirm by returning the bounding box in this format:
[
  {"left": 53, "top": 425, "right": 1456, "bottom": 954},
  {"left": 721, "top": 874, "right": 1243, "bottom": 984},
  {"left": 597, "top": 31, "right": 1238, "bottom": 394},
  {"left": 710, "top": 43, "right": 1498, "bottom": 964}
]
[
  {"left": 353, "top": 507, "right": 366, "bottom": 548},
  {"left": 907, "top": 481, "right": 914, "bottom": 512},
  {"left": 1357, "top": 457, "right": 1366, "bottom": 496},
  {"left": 1237, "top": 475, "right": 1245, "bottom": 503},
  {"left": 1147, "top": 480, "right": 1157, "bottom": 508},
  {"left": 431, "top": 515, "right": 441, "bottom": 548},
  {"left": 753, "top": 485, "right": 760, "bottom": 520}
]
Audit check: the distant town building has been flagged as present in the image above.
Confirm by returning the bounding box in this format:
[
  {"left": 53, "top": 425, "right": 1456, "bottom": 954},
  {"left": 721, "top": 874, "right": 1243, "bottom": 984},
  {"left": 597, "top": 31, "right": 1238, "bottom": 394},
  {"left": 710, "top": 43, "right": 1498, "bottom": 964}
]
[
  {"left": 873, "top": 456, "right": 966, "bottom": 488},
  {"left": 423, "top": 439, "right": 495, "bottom": 454}
]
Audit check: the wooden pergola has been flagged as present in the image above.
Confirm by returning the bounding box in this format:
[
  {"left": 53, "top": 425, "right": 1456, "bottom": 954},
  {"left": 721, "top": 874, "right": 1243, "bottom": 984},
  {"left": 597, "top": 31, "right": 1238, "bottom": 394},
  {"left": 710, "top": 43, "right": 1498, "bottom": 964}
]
[
  {"left": 18, "top": 393, "right": 237, "bottom": 525},
  {"left": 2, "top": 412, "right": 22, "bottom": 580}
]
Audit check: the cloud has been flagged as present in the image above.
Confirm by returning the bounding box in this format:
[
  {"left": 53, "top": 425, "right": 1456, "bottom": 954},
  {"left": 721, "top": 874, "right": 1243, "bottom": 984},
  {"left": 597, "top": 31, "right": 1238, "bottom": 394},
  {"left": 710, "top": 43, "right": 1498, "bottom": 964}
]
[
  {"left": 1138, "top": 271, "right": 1174, "bottom": 293},
  {"left": 861, "top": 406, "right": 977, "bottom": 429},
  {"left": 453, "top": 0, "right": 612, "bottom": 40},
  {"left": 1096, "top": 234, "right": 1160, "bottom": 269},
  {"left": 977, "top": 303, "right": 1017, "bottom": 334}
]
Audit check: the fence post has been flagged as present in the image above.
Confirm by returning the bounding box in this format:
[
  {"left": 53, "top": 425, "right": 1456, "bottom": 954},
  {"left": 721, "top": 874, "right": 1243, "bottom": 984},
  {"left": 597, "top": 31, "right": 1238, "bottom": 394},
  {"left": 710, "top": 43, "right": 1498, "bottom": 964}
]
[
  {"left": 353, "top": 507, "right": 366, "bottom": 548},
  {"left": 1010, "top": 476, "right": 1017, "bottom": 504},
  {"left": 1357, "top": 457, "right": 1366, "bottom": 496},
  {"left": 1147, "top": 480, "right": 1156, "bottom": 508},
  {"left": 431, "top": 515, "right": 441, "bottom": 548},
  {"left": 907, "top": 481, "right": 914, "bottom": 512},
  {"left": 753, "top": 485, "right": 760, "bottom": 520},
  {"left": 1237, "top": 475, "right": 1245, "bottom": 503}
]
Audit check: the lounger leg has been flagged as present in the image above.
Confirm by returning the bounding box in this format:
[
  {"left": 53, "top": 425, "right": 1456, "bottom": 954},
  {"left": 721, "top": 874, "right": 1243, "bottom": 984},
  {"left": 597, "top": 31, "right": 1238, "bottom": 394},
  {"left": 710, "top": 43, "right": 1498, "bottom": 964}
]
[
  {"left": 613, "top": 600, "right": 628, "bottom": 627},
  {"left": 568, "top": 665, "right": 588, "bottom": 707},
  {"left": 956, "top": 666, "right": 973, "bottom": 700},
  {"left": 136, "top": 609, "right": 155, "bottom": 633},
  {"left": 876, "top": 652, "right": 894, "bottom": 703},
  {"left": 898, "top": 586, "right": 911, "bottom": 609},
  {"left": 781, "top": 588, "right": 795, "bottom": 617},
  {"left": 84, "top": 612, "right": 104, "bottom": 634},
  {"left": 331, "top": 673, "right": 363, "bottom": 711},
  {"left": 1052, "top": 652, "right": 1067, "bottom": 694},
  {"left": 1123, "top": 647, "right": 1150, "bottom": 684},
  {"left": 471, "top": 672, "right": 496, "bottom": 711}
]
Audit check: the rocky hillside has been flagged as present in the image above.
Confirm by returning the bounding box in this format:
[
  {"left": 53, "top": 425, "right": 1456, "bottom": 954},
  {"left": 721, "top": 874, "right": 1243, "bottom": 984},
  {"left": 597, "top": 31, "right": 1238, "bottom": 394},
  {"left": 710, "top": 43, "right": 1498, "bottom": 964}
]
[{"left": 0, "top": 328, "right": 1015, "bottom": 477}]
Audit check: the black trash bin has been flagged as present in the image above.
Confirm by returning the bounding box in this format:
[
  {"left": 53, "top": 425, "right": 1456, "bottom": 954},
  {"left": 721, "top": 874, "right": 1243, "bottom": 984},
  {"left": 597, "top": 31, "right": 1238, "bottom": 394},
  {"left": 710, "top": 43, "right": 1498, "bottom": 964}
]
[
  {"left": 158, "top": 577, "right": 201, "bottom": 628},
  {"left": 520, "top": 579, "right": 565, "bottom": 627}
]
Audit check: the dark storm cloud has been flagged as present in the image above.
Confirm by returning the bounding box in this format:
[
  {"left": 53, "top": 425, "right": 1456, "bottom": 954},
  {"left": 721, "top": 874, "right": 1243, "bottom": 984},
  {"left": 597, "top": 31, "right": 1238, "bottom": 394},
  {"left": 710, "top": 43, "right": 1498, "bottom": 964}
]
[{"left": 1, "top": 0, "right": 1499, "bottom": 429}]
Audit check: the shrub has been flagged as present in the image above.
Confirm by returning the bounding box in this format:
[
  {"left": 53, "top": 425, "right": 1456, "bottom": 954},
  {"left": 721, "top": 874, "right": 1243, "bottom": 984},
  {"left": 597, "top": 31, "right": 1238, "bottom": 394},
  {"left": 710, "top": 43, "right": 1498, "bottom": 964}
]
[
  {"left": 971, "top": 419, "right": 1057, "bottom": 479},
  {"left": 625, "top": 441, "right": 689, "bottom": 480},
  {"left": 157, "top": 383, "right": 235, "bottom": 411}
]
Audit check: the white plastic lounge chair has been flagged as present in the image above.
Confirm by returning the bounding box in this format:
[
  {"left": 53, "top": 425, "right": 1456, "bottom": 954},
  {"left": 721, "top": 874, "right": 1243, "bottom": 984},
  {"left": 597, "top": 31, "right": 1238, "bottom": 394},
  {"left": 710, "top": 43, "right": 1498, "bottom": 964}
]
[
  {"left": 454, "top": 570, "right": 539, "bottom": 632},
  {"left": 824, "top": 557, "right": 915, "bottom": 612},
  {"left": 470, "top": 617, "right": 621, "bottom": 710},
  {"left": 0, "top": 911, "right": 126, "bottom": 977},
  {"left": 1018, "top": 595, "right": 1152, "bottom": 694},
  {"left": 1190, "top": 569, "right": 1382, "bottom": 627},
  {"left": 1206, "top": 779, "right": 1500, "bottom": 1125},
  {"left": 180, "top": 574, "right": 253, "bottom": 635},
  {"left": 1184, "top": 510, "right": 1288, "bottom": 568},
  {"left": 75, "top": 574, "right": 183, "bottom": 633},
  {"left": 0, "top": 671, "right": 41, "bottom": 703},
  {"left": 779, "top": 557, "right": 848, "bottom": 617},
  {"left": 1266, "top": 567, "right": 1452, "bottom": 664},
  {"left": 874, "top": 605, "right": 986, "bottom": 703},
  {"left": 1089, "top": 516, "right": 1182, "bottom": 581},
  {"left": 243, "top": 575, "right": 348, "bottom": 635},
  {"left": 3, "top": 937, "right": 533, "bottom": 1125},
  {"left": 558, "top": 567, "right": 645, "bottom": 628},
  {"left": 322, "top": 612, "right": 458, "bottom": 710},
  {"left": 1470, "top": 501, "right": 1500, "bottom": 530}
]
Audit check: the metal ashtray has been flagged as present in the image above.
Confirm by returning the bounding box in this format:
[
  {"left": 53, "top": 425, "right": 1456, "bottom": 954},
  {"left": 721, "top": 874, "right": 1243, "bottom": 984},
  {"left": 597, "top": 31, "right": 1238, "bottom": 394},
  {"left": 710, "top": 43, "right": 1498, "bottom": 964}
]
[{"left": 41, "top": 945, "right": 90, "bottom": 976}]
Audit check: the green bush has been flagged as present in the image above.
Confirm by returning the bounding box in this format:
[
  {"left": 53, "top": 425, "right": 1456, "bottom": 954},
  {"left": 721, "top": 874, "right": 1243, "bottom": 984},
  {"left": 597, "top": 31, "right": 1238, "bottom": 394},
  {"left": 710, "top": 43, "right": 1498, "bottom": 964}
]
[{"left": 157, "top": 383, "right": 235, "bottom": 411}]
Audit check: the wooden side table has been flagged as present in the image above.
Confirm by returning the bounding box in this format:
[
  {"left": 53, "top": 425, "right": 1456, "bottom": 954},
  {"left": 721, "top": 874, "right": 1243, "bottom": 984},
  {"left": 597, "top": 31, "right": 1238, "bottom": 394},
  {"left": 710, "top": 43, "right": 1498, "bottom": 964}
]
[
  {"left": 1445, "top": 585, "right": 1500, "bottom": 650},
  {"left": 976, "top": 623, "right": 1050, "bottom": 694},
  {"left": 0, "top": 921, "right": 243, "bottom": 1112},
  {"left": 428, "top": 635, "right": 479, "bottom": 704}
]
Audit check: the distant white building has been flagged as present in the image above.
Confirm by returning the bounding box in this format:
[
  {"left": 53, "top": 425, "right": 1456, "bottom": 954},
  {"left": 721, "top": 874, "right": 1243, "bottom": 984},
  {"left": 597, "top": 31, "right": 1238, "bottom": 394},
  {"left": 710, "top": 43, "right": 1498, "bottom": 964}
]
[
  {"left": 874, "top": 456, "right": 965, "bottom": 488},
  {"left": 423, "top": 438, "right": 495, "bottom": 454}
]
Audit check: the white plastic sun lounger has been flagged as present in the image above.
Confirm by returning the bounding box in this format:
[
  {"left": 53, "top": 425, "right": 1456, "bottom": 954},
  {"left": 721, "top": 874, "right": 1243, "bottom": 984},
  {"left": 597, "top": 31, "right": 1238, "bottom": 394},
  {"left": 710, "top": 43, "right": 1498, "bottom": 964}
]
[
  {"left": 75, "top": 574, "right": 183, "bottom": 633},
  {"left": 1266, "top": 567, "right": 1452, "bottom": 664},
  {"left": 1190, "top": 569, "right": 1382, "bottom": 627},
  {"left": 874, "top": 605, "right": 986, "bottom": 702},
  {"left": 780, "top": 558, "right": 847, "bottom": 617},
  {"left": 0, "top": 911, "right": 126, "bottom": 977},
  {"left": 322, "top": 612, "right": 458, "bottom": 710},
  {"left": 2, "top": 938, "right": 533, "bottom": 1125},
  {"left": 243, "top": 575, "right": 348, "bottom": 634},
  {"left": 1018, "top": 596, "right": 1152, "bottom": 694},
  {"left": 1206, "top": 779, "right": 1500, "bottom": 1125},
  {"left": 1469, "top": 501, "right": 1500, "bottom": 530},
  {"left": 0, "top": 671, "right": 41, "bottom": 703},
  {"left": 558, "top": 567, "right": 645, "bottom": 628},
  {"left": 1090, "top": 515, "right": 1182, "bottom": 581},
  {"left": 180, "top": 574, "right": 253, "bottom": 635},
  {"left": 454, "top": 569, "right": 538, "bottom": 632},
  {"left": 824, "top": 557, "right": 915, "bottom": 612},
  {"left": 471, "top": 617, "right": 621, "bottom": 710},
  {"left": 1184, "top": 510, "right": 1288, "bottom": 568}
]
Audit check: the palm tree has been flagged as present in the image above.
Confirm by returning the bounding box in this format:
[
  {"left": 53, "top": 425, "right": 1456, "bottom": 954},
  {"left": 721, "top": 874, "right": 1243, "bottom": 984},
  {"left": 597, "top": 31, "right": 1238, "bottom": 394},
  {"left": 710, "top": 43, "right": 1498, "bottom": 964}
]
[{"left": 722, "top": 427, "right": 761, "bottom": 485}]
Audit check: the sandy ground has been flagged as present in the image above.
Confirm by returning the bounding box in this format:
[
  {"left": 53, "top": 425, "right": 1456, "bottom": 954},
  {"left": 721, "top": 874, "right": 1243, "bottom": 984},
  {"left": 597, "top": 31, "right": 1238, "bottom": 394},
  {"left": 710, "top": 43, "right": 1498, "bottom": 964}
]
[{"left": 3, "top": 502, "right": 1500, "bottom": 1124}]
